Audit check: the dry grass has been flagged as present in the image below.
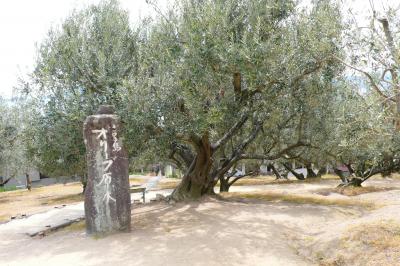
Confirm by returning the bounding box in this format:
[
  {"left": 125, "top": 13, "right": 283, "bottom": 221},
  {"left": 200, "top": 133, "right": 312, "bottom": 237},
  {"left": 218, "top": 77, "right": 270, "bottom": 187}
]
[
  {"left": 0, "top": 214, "right": 9, "bottom": 222},
  {"left": 321, "top": 220, "right": 400, "bottom": 266},
  {"left": 155, "top": 179, "right": 180, "bottom": 190},
  {"left": 346, "top": 220, "right": 400, "bottom": 249},
  {"left": 231, "top": 176, "right": 275, "bottom": 186},
  {"left": 230, "top": 174, "right": 340, "bottom": 187},
  {"left": 230, "top": 176, "right": 312, "bottom": 186},
  {"left": 220, "top": 191, "right": 376, "bottom": 209},
  {"left": 129, "top": 176, "right": 147, "bottom": 186},
  {"left": 152, "top": 175, "right": 319, "bottom": 189},
  {"left": 44, "top": 193, "right": 83, "bottom": 205},
  {"left": 391, "top": 173, "right": 400, "bottom": 179},
  {"left": 63, "top": 220, "right": 86, "bottom": 232},
  {"left": 154, "top": 177, "right": 319, "bottom": 190},
  {"left": 129, "top": 175, "right": 180, "bottom": 190},
  {"left": 317, "top": 186, "right": 397, "bottom": 197},
  {"left": 321, "top": 174, "right": 341, "bottom": 180}
]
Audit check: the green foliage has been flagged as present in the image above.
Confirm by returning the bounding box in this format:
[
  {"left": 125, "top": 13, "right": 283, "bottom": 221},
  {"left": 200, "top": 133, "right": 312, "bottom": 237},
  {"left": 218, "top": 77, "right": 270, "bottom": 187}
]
[
  {"left": 19, "top": 0, "right": 399, "bottom": 186},
  {"left": 0, "top": 97, "right": 33, "bottom": 179},
  {"left": 25, "top": 0, "right": 138, "bottom": 177},
  {"left": 124, "top": 0, "right": 344, "bottom": 164},
  {"left": 323, "top": 4, "right": 400, "bottom": 177}
]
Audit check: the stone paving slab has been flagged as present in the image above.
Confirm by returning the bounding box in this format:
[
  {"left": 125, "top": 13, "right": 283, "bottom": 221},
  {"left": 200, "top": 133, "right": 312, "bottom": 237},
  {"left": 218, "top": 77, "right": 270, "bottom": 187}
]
[{"left": 0, "top": 203, "right": 84, "bottom": 236}]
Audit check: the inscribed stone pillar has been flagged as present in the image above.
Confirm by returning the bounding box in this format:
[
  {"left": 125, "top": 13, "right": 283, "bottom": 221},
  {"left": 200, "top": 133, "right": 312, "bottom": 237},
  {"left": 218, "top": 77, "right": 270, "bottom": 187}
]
[{"left": 83, "top": 105, "right": 131, "bottom": 234}]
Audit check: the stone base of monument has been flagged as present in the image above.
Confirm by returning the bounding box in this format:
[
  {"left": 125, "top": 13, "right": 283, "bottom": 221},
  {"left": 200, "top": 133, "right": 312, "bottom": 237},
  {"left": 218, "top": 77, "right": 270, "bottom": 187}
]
[{"left": 83, "top": 105, "right": 131, "bottom": 235}]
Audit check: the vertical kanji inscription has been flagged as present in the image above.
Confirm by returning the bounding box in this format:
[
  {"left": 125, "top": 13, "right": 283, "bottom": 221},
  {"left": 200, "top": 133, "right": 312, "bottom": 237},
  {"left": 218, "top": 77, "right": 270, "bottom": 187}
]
[{"left": 83, "top": 105, "right": 131, "bottom": 234}]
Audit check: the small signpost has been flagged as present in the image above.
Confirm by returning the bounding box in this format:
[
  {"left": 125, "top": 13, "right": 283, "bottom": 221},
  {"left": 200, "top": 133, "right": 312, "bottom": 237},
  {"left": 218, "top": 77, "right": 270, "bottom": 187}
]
[{"left": 83, "top": 105, "right": 131, "bottom": 234}]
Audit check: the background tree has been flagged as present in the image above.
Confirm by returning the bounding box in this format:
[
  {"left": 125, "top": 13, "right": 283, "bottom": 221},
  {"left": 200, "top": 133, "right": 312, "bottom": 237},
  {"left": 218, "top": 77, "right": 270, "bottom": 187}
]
[
  {"left": 327, "top": 2, "right": 400, "bottom": 184},
  {"left": 0, "top": 97, "right": 33, "bottom": 186},
  {"left": 26, "top": 0, "right": 139, "bottom": 190}
]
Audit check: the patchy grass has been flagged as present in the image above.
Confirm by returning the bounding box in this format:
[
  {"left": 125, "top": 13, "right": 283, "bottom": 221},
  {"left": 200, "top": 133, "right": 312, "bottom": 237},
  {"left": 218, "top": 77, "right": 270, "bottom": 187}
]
[
  {"left": 321, "top": 220, "right": 400, "bottom": 266},
  {"left": 231, "top": 176, "right": 291, "bottom": 186},
  {"left": 0, "top": 182, "right": 83, "bottom": 222},
  {"left": 230, "top": 174, "right": 340, "bottom": 187},
  {"left": 0, "top": 186, "right": 18, "bottom": 193},
  {"left": 155, "top": 180, "right": 180, "bottom": 190},
  {"left": 63, "top": 220, "right": 86, "bottom": 232},
  {"left": 391, "top": 173, "right": 400, "bottom": 179},
  {"left": 316, "top": 186, "right": 398, "bottom": 197},
  {"left": 231, "top": 176, "right": 275, "bottom": 186},
  {"left": 220, "top": 191, "right": 376, "bottom": 209},
  {"left": 154, "top": 177, "right": 283, "bottom": 189},
  {"left": 43, "top": 193, "right": 83, "bottom": 205},
  {"left": 129, "top": 176, "right": 147, "bottom": 186},
  {"left": 345, "top": 220, "right": 400, "bottom": 250},
  {"left": 321, "top": 174, "right": 341, "bottom": 180},
  {"left": 130, "top": 175, "right": 181, "bottom": 189},
  {"left": 0, "top": 214, "right": 9, "bottom": 222}
]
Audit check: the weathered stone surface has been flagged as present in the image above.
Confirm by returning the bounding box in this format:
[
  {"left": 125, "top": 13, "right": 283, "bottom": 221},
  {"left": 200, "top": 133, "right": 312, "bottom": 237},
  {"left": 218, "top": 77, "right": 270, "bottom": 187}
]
[{"left": 83, "top": 105, "right": 131, "bottom": 234}]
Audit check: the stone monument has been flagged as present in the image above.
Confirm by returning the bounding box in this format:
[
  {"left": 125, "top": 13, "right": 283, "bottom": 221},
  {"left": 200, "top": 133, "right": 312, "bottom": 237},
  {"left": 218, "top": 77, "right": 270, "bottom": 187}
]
[{"left": 83, "top": 105, "right": 131, "bottom": 234}]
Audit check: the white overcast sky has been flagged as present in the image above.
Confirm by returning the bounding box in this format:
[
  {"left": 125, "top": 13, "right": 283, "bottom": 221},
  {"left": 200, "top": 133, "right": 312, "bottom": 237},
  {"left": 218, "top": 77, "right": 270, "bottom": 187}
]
[{"left": 0, "top": 0, "right": 398, "bottom": 98}]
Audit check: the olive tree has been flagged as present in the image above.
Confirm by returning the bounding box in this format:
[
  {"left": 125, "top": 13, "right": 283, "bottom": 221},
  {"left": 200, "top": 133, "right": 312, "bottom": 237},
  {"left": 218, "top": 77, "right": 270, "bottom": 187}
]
[
  {"left": 264, "top": 2, "right": 400, "bottom": 186},
  {"left": 327, "top": 2, "right": 400, "bottom": 184},
  {"left": 26, "top": 0, "right": 139, "bottom": 190},
  {"left": 0, "top": 97, "right": 34, "bottom": 186},
  {"left": 125, "top": 0, "right": 344, "bottom": 199}
]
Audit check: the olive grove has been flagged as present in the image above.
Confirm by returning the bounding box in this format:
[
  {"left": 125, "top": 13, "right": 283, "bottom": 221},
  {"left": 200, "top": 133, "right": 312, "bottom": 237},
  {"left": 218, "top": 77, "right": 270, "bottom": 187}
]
[{"left": 12, "top": 0, "right": 399, "bottom": 200}]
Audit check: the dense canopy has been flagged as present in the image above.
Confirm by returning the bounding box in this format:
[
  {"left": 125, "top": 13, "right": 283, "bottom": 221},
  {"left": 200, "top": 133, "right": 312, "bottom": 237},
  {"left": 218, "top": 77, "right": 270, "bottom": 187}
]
[{"left": 1, "top": 0, "right": 399, "bottom": 199}]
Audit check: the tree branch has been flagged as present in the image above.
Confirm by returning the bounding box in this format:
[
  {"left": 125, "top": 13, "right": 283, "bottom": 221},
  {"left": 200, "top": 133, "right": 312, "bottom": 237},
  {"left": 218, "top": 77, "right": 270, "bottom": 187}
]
[
  {"left": 212, "top": 113, "right": 249, "bottom": 151},
  {"left": 378, "top": 18, "right": 398, "bottom": 65},
  {"left": 0, "top": 177, "right": 12, "bottom": 186},
  {"left": 290, "top": 57, "right": 330, "bottom": 88},
  {"left": 335, "top": 56, "right": 395, "bottom": 102},
  {"left": 240, "top": 141, "right": 309, "bottom": 161},
  {"left": 228, "top": 171, "right": 255, "bottom": 186},
  {"left": 215, "top": 121, "right": 263, "bottom": 179}
]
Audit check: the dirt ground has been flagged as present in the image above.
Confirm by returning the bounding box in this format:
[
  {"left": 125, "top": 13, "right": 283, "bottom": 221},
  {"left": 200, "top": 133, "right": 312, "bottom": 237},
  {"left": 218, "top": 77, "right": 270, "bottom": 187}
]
[{"left": 1, "top": 177, "right": 400, "bottom": 266}]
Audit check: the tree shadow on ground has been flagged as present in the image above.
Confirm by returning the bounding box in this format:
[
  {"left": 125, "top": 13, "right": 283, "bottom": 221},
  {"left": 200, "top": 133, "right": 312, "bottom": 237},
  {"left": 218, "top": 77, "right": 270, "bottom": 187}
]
[{"left": 0, "top": 198, "right": 356, "bottom": 266}]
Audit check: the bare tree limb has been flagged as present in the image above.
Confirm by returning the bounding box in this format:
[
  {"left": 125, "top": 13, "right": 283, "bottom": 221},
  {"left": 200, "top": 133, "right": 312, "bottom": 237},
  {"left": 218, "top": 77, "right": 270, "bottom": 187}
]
[
  {"left": 212, "top": 113, "right": 249, "bottom": 151},
  {"left": 240, "top": 141, "right": 309, "bottom": 161},
  {"left": 334, "top": 56, "right": 395, "bottom": 102},
  {"left": 378, "top": 18, "right": 398, "bottom": 65},
  {"left": 0, "top": 177, "right": 12, "bottom": 187},
  {"left": 228, "top": 171, "right": 255, "bottom": 186}
]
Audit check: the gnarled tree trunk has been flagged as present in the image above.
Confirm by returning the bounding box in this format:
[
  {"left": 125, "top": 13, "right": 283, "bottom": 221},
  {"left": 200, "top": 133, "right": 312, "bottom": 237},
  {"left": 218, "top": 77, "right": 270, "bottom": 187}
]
[
  {"left": 316, "top": 166, "right": 327, "bottom": 177},
  {"left": 170, "top": 135, "right": 214, "bottom": 201},
  {"left": 306, "top": 164, "right": 318, "bottom": 178},
  {"left": 334, "top": 167, "right": 350, "bottom": 184},
  {"left": 270, "top": 163, "right": 287, "bottom": 180},
  {"left": 219, "top": 178, "right": 230, "bottom": 192},
  {"left": 335, "top": 165, "right": 363, "bottom": 187},
  {"left": 81, "top": 174, "right": 87, "bottom": 194},
  {"left": 283, "top": 163, "right": 305, "bottom": 180},
  {"left": 337, "top": 177, "right": 363, "bottom": 187}
]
